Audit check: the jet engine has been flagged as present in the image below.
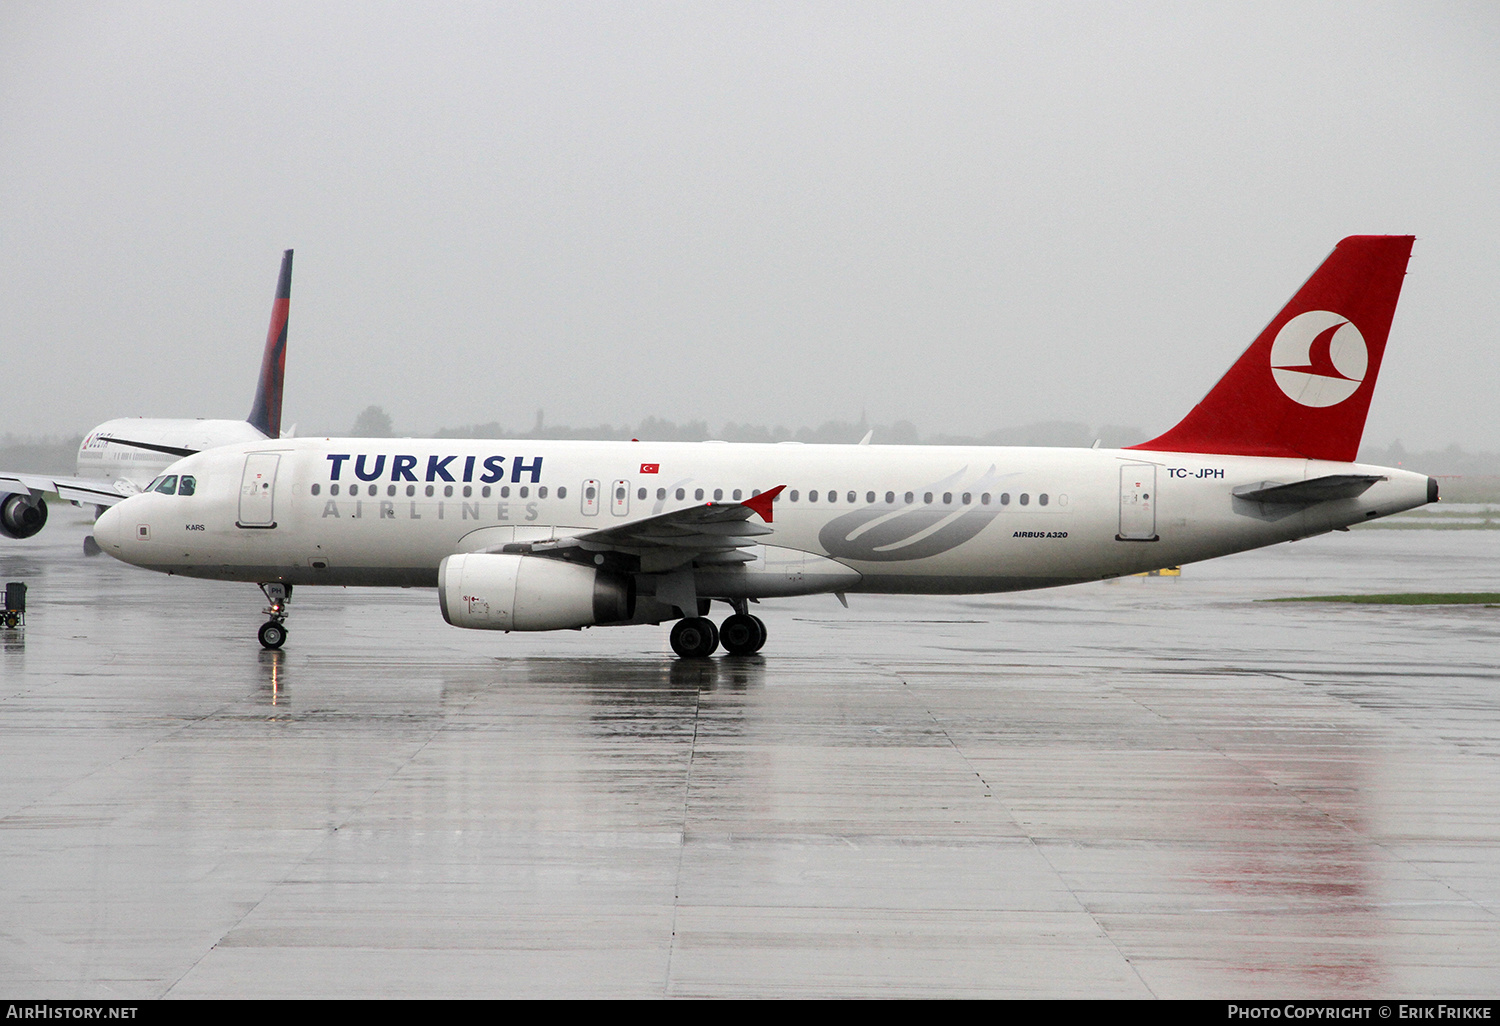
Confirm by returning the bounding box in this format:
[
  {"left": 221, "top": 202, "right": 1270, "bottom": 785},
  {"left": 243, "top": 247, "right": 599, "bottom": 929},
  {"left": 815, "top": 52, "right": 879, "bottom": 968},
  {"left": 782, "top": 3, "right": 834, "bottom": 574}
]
[
  {"left": 438, "top": 553, "right": 634, "bottom": 631},
  {"left": 0, "top": 494, "right": 48, "bottom": 539}
]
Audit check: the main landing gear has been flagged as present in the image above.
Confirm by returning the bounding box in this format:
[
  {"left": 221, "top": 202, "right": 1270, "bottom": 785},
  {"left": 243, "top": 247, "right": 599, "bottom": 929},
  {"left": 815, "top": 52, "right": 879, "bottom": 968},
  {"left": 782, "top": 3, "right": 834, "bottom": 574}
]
[
  {"left": 669, "top": 602, "right": 767, "bottom": 659},
  {"left": 257, "top": 582, "right": 291, "bottom": 650}
]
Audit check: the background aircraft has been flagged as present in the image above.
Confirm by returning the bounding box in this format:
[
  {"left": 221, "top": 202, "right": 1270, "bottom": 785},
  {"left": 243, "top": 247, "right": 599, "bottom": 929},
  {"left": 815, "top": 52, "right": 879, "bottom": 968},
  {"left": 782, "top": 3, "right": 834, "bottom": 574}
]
[
  {"left": 94, "top": 237, "right": 1434, "bottom": 657},
  {"left": 0, "top": 250, "right": 293, "bottom": 544}
]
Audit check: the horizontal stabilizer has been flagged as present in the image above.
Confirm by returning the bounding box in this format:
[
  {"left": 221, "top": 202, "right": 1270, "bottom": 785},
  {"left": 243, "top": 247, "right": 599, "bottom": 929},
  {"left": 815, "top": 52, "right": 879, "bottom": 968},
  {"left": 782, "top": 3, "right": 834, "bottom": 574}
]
[{"left": 1233, "top": 474, "right": 1385, "bottom": 505}]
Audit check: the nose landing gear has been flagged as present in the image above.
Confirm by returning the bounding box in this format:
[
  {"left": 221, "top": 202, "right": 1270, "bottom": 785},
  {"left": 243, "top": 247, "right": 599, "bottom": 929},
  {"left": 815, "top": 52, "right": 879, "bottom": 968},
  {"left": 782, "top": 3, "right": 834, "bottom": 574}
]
[{"left": 257, "top": 582, "right": 291, "bottom": 650}]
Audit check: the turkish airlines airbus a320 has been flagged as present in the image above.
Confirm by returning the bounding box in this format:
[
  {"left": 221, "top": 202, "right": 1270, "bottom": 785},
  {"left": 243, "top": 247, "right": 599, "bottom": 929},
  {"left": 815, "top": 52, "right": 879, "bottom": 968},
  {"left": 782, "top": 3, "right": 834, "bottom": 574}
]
[{"left": 94, "top": 236, "right": 1435, "bottom": 658}]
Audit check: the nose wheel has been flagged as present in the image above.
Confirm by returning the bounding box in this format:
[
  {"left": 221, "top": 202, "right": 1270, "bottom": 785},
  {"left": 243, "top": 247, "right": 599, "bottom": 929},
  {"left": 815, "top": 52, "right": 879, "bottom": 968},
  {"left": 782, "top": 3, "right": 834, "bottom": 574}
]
[
  {"left": 258, "top": 620, "right": 287, "bottom": 650},
  {"left": 256, "top": 582, "right": 291, "bottom": 650}
]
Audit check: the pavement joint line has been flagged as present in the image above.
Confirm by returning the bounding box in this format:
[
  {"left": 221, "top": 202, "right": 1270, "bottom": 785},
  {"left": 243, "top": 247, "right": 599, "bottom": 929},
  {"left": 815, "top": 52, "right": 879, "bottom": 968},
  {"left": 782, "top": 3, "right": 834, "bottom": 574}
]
[
  {"left": 892, "top": 667, "right": 1161, "bottom": 998},
  {"left": 662, "top": 680, "right": 702, "bottom": 998},
  {"left": 160, "top": 674, "right": 477, "bottom": 998}
]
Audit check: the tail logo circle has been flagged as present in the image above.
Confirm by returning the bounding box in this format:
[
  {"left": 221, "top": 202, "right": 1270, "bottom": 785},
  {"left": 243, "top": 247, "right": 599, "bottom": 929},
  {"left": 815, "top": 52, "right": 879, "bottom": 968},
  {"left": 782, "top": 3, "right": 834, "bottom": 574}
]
[{"left": 1269, "top": 310, "right": 1367, "bottom": 407}]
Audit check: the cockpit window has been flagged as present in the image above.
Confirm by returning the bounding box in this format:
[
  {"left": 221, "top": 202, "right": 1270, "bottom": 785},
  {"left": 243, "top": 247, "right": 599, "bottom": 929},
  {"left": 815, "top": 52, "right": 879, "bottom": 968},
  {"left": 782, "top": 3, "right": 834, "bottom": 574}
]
[
  {"left": 178, "top": 475, "right": 196, "bottom": 496},
  {"left": 154, "top": 475, "right": 178, "bottom": 495},
  {"left": 144, "top": 476, "right": 164, "bottom": 492}
]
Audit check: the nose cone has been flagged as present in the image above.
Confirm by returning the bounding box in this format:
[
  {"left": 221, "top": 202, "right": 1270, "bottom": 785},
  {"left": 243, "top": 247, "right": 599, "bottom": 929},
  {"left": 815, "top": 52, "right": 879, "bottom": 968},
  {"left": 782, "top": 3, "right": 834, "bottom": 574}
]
[{"left": 93, "top": 502, "right": 130, "bottom": 559}]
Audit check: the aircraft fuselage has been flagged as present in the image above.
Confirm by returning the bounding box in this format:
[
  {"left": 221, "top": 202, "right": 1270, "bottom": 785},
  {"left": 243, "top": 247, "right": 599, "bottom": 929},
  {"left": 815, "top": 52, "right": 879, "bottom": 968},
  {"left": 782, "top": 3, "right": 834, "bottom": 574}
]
[{"left": 94, "top": 437, "right": 1433, "bottom": 596}]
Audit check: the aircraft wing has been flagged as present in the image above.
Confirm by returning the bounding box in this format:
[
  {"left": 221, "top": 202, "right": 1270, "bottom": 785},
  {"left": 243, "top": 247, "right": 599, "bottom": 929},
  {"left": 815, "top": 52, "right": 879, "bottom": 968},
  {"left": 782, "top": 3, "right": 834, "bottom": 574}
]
[
  {"left": 0, "top": 472, "right": 137, "bottom": 507},
  {"left": 491, "top": 485, "right": 785, "bottom": 573}
]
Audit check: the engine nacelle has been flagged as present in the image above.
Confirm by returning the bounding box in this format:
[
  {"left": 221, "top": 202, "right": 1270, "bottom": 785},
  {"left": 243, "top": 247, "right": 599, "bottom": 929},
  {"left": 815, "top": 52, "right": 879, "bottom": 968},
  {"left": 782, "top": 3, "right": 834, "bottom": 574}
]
[
  {"left": 438, "top": 553, "right": 634, "bottom": 631},
  {"left": 0, "top": 494, "right": 48, "bottom": 539}
]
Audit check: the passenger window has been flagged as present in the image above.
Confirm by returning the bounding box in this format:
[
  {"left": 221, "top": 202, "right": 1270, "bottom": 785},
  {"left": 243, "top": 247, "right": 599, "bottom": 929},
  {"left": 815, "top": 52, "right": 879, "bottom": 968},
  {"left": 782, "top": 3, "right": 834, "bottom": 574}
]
[
  {"left": 462, "top": 486, "right": 471, "bottom": 498},
  {"left": 538, "top": 486, "right": 547, "bottom": 499},
  {"left": 178, "top": 476, "right": 196, "bottom": 496},
  {"left": 732, "top": 489, "right": 742, "bottom": 500},
  {"left": 808, "top": 490, "right": 817, "bottom": 502},
  {"left": 961, "top": 492, "right": 970, "bottom": 504},
  {"left": 789, "top": 490, "right": 799, "bottom": 502},
  {"left": 389, "top": 485, "right": 398, "bottom": 497},
  {"left": 408, "top": 484, "right": 418, "bottom": 497},
  {"left": 713, "top": 488, "right": 723, "bottom": 501},
  {"left": 425, "top": 485, "right": 435, "bottom": 497},
  {"left": 482, "top": 486, "right": 491, "bottom": 498},
  {"left": 519, "top": 486, "right": 529, "bottom": 498},
  {"left": 695, "top": 488, "right": 704, "bottom": 501},
  {"left": 675, "top": 488, "right": 685, "bottom": 500},
  {"left": 331, "top": 483, "right": 341, "bottom": 496},
  {"left": 657, "top": 488, "right": 667, "bottom": 500},
  {"left": 154, "top": 475, "right": 178, "bottom": 495},
  {"left": 924, "top": 492, "right": 933, "bottom": 504},
  {"left": 311, "top": 483, "right": 321, "bottom": 496},
  {"left": 445, "top": 485, "right": 455, "bottom": 498},
  {"left": 557, "top": 486, "right": 567, "bottom": 499},
  {"left": 638, "top": 487, "right": 647, "bottom": 500},
  {"left": 981, "top": 493, "right": 990, "bottom": 505},
  {"left": 942, "top": 492, "right": 952, "bottom": 505},
  {"left": 905, "top": 492, "right": 914, "bottom": 504},
  {"left": 1000, "top": 492, "right": 1010, "bottom": 505},
  {"left": 1020, "top": 493, "right": 1030, "bottom": 506},
  {"left": 885, "top": 491, "right": 895, "bottom": 504},
  {"left": 1039, "top": 493, "right": 1048, "bottom": 506}
]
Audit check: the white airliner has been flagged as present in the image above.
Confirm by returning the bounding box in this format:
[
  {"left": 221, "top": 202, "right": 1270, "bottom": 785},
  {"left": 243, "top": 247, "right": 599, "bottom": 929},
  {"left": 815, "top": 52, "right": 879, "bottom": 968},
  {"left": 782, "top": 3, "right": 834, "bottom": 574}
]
[
  {"left": 94, "top": 236, "right": 1435, "bottom": 657},
  {"left": 0, "top": 250, "right": 293, "bottom": 543}
]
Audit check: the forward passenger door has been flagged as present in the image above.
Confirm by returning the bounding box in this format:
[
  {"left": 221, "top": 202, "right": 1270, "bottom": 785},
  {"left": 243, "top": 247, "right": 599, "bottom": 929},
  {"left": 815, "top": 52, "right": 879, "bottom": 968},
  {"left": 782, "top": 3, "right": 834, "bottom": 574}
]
[{"left": 237, "top": 453, "right": 280, "bottom": 528}]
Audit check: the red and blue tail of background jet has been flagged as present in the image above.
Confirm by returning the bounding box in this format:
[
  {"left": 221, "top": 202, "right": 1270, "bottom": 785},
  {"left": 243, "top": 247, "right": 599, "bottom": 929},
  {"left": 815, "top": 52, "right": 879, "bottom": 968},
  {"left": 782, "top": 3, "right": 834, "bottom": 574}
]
[{"left": 247, "top": 249, "right": 293, "bottom": 439}]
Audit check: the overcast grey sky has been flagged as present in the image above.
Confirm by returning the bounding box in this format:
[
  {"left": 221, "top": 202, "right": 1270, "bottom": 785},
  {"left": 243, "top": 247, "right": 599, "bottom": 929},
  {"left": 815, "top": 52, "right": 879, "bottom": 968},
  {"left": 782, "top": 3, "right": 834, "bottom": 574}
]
[{"left": 3, "top": 2, "right": 1497, "bottom": 449}]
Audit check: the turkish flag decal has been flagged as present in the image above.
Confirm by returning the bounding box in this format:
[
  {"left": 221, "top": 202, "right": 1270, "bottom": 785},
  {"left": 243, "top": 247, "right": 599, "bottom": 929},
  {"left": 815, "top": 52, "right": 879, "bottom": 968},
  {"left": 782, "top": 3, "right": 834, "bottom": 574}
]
[{"left": 640, "top": 463, "right": 659, "bottom": 474}]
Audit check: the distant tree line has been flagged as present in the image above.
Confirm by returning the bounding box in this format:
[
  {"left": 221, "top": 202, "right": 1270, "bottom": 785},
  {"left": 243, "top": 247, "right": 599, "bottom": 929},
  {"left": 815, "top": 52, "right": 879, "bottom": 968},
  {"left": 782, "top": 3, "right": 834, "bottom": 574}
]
[{"left": 428, "top": 410, "right": 1147, "bottom": 448}]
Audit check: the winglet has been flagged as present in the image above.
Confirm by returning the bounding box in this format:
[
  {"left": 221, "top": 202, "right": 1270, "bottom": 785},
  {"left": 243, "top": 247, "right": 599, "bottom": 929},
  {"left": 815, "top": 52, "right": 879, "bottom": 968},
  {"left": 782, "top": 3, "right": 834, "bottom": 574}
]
[
  {"left": 247, "top": 249, "right": 293, "bottom": 439},
  {"left": 741, "top": 485, "right": 786, "bottom": 523}
]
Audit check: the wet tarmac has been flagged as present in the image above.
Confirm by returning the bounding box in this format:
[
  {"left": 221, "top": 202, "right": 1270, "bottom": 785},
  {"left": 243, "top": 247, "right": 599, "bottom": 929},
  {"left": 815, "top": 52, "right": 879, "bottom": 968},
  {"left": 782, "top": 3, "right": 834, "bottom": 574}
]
[{"left": 3, "top": 510, "right": 1499, "bottom": 998}]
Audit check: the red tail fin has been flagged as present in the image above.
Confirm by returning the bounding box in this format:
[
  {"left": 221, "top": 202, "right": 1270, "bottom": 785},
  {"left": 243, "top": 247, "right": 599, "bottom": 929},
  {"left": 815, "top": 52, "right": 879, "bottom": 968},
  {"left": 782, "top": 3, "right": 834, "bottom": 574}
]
[
  {"left": 1129, "top": 235, "right": 1413, "bottom": 462},
  {"left": 247, "top": 249, "right": 293, "bottom": 439}
]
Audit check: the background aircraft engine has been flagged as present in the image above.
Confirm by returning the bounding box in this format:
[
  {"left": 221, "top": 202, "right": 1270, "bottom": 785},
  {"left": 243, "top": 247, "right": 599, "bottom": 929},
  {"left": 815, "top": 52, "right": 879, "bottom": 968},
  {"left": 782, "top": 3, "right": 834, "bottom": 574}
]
[
  {"left": 438, "top": 553, "right": 634, "bottom": 631},
  {"left": 0, "top": 494, "right": 48, "bottom": 539}
]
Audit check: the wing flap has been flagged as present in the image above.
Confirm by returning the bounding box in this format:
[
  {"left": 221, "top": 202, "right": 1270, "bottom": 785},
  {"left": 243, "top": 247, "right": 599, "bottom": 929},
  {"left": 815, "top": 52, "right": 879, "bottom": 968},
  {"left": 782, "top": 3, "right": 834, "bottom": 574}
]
[{"left": 1, "top": 473, "right": 134, "bottom": 507}]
